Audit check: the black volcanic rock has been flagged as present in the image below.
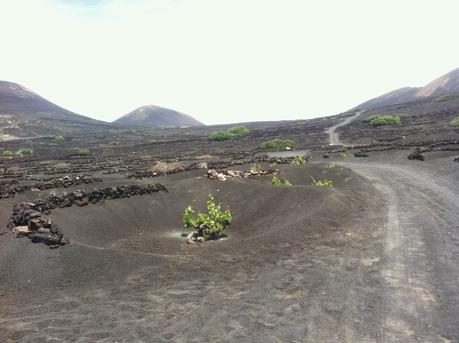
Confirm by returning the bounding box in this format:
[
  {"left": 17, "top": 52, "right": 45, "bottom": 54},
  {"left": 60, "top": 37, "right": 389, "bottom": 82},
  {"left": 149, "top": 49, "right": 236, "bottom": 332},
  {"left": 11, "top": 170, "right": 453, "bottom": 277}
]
[{"left": 114, "top": 105, "right": 204, "bottom": 128}]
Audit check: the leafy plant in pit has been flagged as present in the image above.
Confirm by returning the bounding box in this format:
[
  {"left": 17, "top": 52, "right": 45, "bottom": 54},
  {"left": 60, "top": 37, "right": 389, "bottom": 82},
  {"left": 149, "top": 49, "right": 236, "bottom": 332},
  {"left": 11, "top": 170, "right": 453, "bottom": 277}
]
[
  {"left": 53, "top": 135, "right": 65, "bottom": 142},
  {"left": 227, "top": 125, "right": 250, "bottom": 135},
  {"left": 369, "top": 115, "right": 401, "bottom": 126},
  {"left": 2, "top": 150, "right": 13, "bottom": 157},
  {"left": 291, "top": 155, "right": 307, "bottom": 165},
  {"left": 25, "top": 139, "right": 33, "bottom": 146},
  {"left": 269, "top": 175, "right": 292, "bottom": 187},
  {"left": 209, "top": 131, "right": 234, "bottom": 141},
  {"left": 450, "top": 117, "right": 459, "bottom": 127},
  {"left": 16, "top": 148, "right": 32, "bottom": 156},
  {"left": 260, "top": 139, "right": 296, "bottom": 151},
  {"left": 310, "top": 176, "right": 333, "bottom": 187},
  {"left": 78, "top": 148, "right": 90, "bottom": 157},
  {"left": 183, "top": 195, "right": 232, "bottom": 239}
]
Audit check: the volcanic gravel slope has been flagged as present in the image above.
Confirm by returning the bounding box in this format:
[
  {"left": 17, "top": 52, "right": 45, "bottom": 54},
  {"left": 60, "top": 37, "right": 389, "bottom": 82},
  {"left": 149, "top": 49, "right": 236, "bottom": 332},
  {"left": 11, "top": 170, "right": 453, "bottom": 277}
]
[{"left": 0, "top": 162, "right": 390, "bottom": 342}]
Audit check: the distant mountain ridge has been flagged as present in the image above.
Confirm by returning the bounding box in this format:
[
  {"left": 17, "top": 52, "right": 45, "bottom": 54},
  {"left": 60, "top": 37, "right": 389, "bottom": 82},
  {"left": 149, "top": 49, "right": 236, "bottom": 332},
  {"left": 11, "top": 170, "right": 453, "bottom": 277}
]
[
  {"left": 114, "top": 105, "right": 204, "bottom": 128},
  {"left": 0, "top": 81, "right": 104, "bottom": 125},
  {"left": 354, "top": 67, "right": 459, "bottom": 111},
  {"left": 0, "top": 81, "right": 110, "bottom": 139}
]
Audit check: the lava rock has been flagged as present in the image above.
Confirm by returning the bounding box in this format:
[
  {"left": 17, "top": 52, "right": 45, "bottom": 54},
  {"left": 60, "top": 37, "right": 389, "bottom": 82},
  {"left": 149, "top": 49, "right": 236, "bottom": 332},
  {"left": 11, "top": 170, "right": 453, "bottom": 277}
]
[
  {"left": 408, "top": 149, "right": 425, "bottom": 161},
  {"left": 354, "top": 151, "right": 369, "bottom": 158}
]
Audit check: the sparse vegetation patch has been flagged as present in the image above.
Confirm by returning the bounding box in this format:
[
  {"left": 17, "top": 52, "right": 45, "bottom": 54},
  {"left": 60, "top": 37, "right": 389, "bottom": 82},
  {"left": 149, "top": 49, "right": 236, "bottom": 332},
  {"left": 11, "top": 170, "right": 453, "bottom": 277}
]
[
  {"left": 261, "top": 138, "right": 296, "bottom": 151},
  {"left": 78, "top": 148, "right": 90, "bottom": 157},
  {"left": 16, "top": 148, "right": 33, "bottom": 156},
  {"left": 209, "top": 131, "right": 234, "bottom": 141},
  {"left": 310, "top": 176, "right": 333, "bottom": 187},
  {"left": 269, "top": 175, "right": 292, "bottom": 187},
  {"left": 2, "top": 150, "right": 14, "bottom": 157},
  {"left": 435, "top": 94, "right": 459, "bottom": 102},
  {"left": 450, "top": 117, "right": 459, "bottom": 127},
  {"left": 369, "top": 115, "right": 401, "bottom": 126},
  {"left": 53, "top": 135, "right": 65, "bottom": 142},
  {"left": 209, "top": 125, "right": 250, "bottom": 141},
  {"left": 291, "top": 155, "right": 307, "bottom": 165}
]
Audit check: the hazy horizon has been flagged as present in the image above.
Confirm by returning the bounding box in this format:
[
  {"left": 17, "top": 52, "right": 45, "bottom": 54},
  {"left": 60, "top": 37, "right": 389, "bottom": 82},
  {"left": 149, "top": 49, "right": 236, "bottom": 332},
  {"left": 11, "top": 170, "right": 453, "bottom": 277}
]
[{"left": 1, "top": 0, "right": 459, "bottom": 125}]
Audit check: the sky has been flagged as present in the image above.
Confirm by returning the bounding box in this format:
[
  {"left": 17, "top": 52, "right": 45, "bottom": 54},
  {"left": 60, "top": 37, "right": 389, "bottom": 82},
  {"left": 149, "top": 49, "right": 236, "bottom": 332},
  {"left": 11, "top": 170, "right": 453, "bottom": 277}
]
[{"left": 0, "top": 0, "right": 459, "bottom": 125}]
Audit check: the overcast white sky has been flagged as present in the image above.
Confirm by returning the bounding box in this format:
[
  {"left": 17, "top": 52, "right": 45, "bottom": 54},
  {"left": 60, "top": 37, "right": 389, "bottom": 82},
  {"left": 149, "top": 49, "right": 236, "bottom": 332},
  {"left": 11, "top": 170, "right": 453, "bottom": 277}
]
[{"left": 1, "top": 0, "right": 458, "bottom": 125}]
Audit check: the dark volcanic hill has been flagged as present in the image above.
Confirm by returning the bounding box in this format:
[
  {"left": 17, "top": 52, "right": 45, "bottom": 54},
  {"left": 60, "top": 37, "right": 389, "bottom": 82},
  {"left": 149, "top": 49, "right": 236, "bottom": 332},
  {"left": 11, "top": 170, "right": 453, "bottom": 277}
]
[
  {"left": 354, "top": 67, "right": 459, "bottom": 111},
  {"left": 114, "top": 105, "right": 204, "bottom": 128},
  {"left": 0, "top": 81, "right": 109, "bottom": 139}
]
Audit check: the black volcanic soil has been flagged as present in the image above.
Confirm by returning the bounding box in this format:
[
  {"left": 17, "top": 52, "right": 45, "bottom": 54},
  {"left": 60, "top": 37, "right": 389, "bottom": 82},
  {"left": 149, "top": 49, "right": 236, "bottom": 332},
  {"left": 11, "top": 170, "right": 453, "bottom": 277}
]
[
  {"left": 0, "top": 163, "right": 388, "bottom": 342},
  {"left": 1, "top": 109, "right": 459, "bottom": 342}
]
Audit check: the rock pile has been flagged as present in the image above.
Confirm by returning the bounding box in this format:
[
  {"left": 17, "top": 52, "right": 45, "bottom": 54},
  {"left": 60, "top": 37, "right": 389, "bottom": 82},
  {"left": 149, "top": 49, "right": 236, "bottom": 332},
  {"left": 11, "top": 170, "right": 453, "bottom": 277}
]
[
  {"left": 8, "top": 202, "right": 68, "bottom": 248},
  {"left": 257, "top": 155, "right": 311, "bottom": 165},
  {"left": 0, "top": 175, "right": 103, "bottom": 199},
  {"left": 354, "top": 150, "right": 369, "bottom": 158},
  {"left": 126, "top": 162, "right": 209, "bottom": 179},
  {"left": 7, "top": 183, "right": 167, "bottom": 247},
  {"left": 408, "top": 149, "right": 425, "bottom": 161},
  {"left": 206, "top": 169, "right": 278, "bottom": 181},
  {"left": 47, "top": 184, "right": 168, "bottom": 208}
]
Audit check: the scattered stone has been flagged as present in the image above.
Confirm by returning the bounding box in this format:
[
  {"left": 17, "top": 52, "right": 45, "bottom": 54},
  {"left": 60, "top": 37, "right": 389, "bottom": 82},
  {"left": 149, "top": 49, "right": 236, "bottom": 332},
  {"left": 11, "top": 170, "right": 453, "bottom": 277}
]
[
  {"left": 354, "top": 150, "right": 369, "bottom": 158},
  {"left": 12, "top": 226, "right": 30, "bottom": 236},
  {"left": 408, "top": 149, "right": 425, "bottom": 161},
  {"left": 454, "top": 156, "right": 459, "bottom": 163},
  {"left": 7, "top": 183, "right": 168, "bottom": 248},
  {"left": 323, "top": 152, "right": 330, "bottom": 159}
]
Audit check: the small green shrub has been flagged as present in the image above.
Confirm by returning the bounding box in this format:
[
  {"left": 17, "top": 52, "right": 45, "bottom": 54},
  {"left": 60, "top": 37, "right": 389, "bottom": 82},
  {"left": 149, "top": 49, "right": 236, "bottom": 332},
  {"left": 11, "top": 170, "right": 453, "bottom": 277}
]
[
  {"left": 209, "top": 126, "right": 250, "bottom": 141},
  {"left": 269, "top": 176, "right": 292, "bottom": 187},
  {"left": 109, "top": 140, "right": 120, "bottom": 146},
  {"left": 369, "top": 115, "right": 401, "bottom": 126},
  {"left": 435, "top": 94, "right": 459, "bottom": 102},
  {"left": 311, "top": 176, "right": 333, "bottom": 187},
  {"left": 183, "top": 195, "right": 232, "bottom": 239},
  {"left": 339, "top": 150, "right": 351, "bottom": 158},
  {"left": 450, "top": 117, "right": 459, "bottom": 127},
  {"left": 25, "top": 139, "right": 33, "bottom": 145},
  {"left": 261, "top": 139, "right": 296, "bottom": 151},
  {"left": 291, "top": 155, "right": 307, "bottom": 165},
  {"left": 16, "top": 148, "right": 32, "bottom": 156},
  {"left": 209, "top": 131, "right": 234, "bottom": 141},
  {"left": 78, "top": 148, "right": 90, "bottom": 157},
  {"left": 250, "top": 163, "right": 261, "bottom": 172},
  {"left": 328, "top": 162, "right": 337, "bottom": 168},
  {"left": 2, "top": 150, "right": 13, "bottom": 157},
  {"left": 227, "top": 125, "right": 250, "bottom": 135},
  {"left": 53, "top": 135, "right": 65, "bottom": 142}
]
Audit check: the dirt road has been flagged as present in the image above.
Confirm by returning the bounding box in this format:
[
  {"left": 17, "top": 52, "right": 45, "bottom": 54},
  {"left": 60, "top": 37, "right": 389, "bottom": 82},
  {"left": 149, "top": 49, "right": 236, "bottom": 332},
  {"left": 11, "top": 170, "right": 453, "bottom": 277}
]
[
  {"left": 341, "top": 158, "right": 459, "bottom": 342},
  {"left": 325, "top": 111, "right": 363, "bottom": 146}
]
